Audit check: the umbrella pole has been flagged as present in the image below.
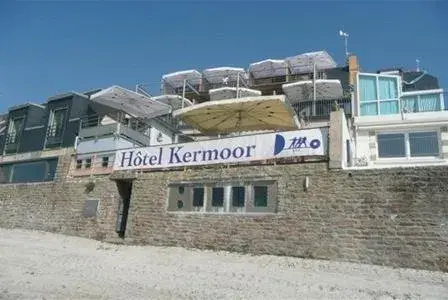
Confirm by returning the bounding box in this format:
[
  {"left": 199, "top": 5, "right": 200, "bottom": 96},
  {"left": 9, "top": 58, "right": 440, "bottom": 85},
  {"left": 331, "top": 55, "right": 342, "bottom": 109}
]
[{"left": 182, "top": 79, "right": 186, "bottom": 109}]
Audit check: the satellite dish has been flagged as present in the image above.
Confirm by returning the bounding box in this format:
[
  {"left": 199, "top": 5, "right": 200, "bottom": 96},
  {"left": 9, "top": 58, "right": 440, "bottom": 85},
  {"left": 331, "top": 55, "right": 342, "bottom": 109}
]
[{"left": 339, "top": 30, "right": 344, "bottom": 36}]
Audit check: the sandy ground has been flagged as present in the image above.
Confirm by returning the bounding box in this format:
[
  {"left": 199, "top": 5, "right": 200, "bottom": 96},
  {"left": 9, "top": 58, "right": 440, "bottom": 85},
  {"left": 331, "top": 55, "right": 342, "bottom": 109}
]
[{"left": 0, "top": 229, "right": 447, "bottom": 300}]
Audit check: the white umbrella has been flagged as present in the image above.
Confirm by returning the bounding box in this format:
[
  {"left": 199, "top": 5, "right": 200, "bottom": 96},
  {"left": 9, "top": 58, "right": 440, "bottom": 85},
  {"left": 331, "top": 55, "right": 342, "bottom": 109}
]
[{"left": 249, "top": 59, "right": 287, "bottom": 79}]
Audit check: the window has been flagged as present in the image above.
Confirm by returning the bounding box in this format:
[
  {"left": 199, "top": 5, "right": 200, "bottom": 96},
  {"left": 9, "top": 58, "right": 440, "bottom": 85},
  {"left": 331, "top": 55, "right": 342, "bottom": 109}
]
[
  {"left": 401, "top": 93, "right": 442, "bottom": 113},
  {"left": 358, "top": 74, "right": 400, "bottom": 116},
  {"left": 6, "top": 117, "right": 24, "bottom": 144},
  {"left": 377, "top": 133, "right": 406, "bottom": 158},
  {"left": 85, "top": 158, "right": 92, "bottom": 169},
  {"left": 0, "top": 158, "right": 58, "bottom": 184},
  {"left": 167, "top": 181, "right": 277, "bottom": 214},
  {"left": 48, "top": 108, "right": 67, "bottom": 137},
  {"left": 101, "top": 156, "right": 109, "bottom": 168},
  {"left": 192, "top": 187, "right": 204, "bottom": 210},
  {"left": 211, "top": 187, "right": 224, "bottom": 207},
  {"left": 409, "top": 132, "right": 439, "bottom": 157},
  {"left": 76, "top": 159, "right": 83, "bottom": 169},
  {"left": 254, "top": 186, "right": 268, "bottom": 207},
  {"left": 377, "top": 131, "right": 439, "bottom": 159},
  {"left": 232, "top": 186, "right": 245, "bottom": 207}
]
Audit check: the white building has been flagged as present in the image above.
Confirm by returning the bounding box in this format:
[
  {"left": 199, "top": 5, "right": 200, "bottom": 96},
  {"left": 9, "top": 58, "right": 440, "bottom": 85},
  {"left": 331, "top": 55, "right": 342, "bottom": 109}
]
[{"left": 352, "top": 67, "right": 446, "bottom": 168}]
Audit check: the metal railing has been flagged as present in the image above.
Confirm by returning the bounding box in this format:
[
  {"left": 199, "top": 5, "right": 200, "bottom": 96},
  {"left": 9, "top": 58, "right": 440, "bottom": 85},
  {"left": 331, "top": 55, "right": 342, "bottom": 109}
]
[
  {"left": 45, "top": 124, "right": 65, "bottom": 147},
  {"left": 155, "top": 114, "right": 192, "bottom": 131},
  {"left": 80, "top": 114, "right": 147, "bottom": 131},
  {"left": 169, "top": 85, "right": 201, "bottom": 95},
  {"left": 292, "top": 97, "right": 352, "bottom": 119},
  {"left": 80, "top": 114, "right": 102, "bottom": 128},
  {"left": 251, "top": 75, "right": 288, "bottom": 86},
  {"left": 78, "top": 114, "right": 151, "bottom": 146},
  {"left": 400, "top": 91, "right": 448, "bottom": 113}
]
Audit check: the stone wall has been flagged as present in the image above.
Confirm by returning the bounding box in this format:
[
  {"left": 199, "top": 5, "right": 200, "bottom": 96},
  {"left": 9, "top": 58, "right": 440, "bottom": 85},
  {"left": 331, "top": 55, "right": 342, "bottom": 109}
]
[
  {"left": 125, "top": 163, "right": 448, "bottom": 272},
  {"left": 0, "top": 152, "right": 119, "bottom": 241},
  {"left": 0, "top": 155, "right": 447, "bottom": 272}
]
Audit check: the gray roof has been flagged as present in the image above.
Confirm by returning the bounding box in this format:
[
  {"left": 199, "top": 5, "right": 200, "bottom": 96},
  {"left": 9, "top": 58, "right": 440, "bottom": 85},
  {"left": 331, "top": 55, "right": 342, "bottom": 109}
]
[
  {"left": 47, "top": 91, "right": 88, "bottom": 102},
  {"left": 8, "top": 102, "right": 46, "bottom": 111}
]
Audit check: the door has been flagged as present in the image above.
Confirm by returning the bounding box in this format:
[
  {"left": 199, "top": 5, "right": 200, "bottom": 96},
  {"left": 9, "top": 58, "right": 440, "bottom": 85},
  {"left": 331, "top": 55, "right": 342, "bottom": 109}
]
[{"left": 115, "top": 180, "right": 133, "bottom": 238}]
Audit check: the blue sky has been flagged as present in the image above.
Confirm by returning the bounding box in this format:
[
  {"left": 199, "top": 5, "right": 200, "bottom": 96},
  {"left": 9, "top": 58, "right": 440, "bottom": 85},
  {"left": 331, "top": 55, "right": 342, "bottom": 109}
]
[{"left": 0, "top": 1, "right": 447, "bottom": 112}]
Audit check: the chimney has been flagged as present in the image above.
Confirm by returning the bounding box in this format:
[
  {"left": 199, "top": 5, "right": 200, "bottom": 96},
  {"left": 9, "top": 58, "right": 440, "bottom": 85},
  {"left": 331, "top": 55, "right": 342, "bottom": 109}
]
[{"left": 348, "top": 54, "right": 359, "bottom": 85}]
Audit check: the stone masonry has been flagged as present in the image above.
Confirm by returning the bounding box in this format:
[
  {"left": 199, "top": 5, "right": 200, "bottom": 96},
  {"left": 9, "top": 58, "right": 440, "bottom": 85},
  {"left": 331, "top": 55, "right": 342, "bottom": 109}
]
[
  {"left": 1, "top": 153, "right": 447, "bottom": 272},
  {"left": 0, "top": 151, "right": 120, "bottom": 241}
]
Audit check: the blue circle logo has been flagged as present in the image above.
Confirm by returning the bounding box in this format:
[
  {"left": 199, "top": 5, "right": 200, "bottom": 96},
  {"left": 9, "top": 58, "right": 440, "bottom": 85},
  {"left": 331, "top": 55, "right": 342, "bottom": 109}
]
[{"left": 310, "top": 139, "right": 321, "bottom": 149}]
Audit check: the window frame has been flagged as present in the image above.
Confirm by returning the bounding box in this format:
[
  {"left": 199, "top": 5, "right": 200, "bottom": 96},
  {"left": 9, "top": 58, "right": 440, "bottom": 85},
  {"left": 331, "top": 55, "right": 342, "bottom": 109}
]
[
  {"left": 376, "top": 129, "right": 441, "bottom": 160},
  {"left": 167, "top": 180, "right": 277, "bottom": 214},
  {"left": 7, "top": 116, "right": 25, "bottom": 135},
  {"left": 0, "top": 157, "right": 58, "bottom": 184},
  {"left": 101, "top": 156, "right": 110, "bottom": 168},
  {"left": 84, "top": 158, "right": 92, "bottom": 169},
  {"left": 357, "top": 73, "right": 401, "bottom": 116},
  {"left": 76, "top": 159, "right": 83, "bottom": 169},
  {"left": 47, "top": 107, "right": 68, "bottom": 137}
]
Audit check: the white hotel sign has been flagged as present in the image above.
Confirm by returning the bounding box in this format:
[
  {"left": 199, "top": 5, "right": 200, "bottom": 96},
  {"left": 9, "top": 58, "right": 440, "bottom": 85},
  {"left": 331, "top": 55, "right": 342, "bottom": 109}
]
[{"left": 113, "top": 128, "right": 328, "bottom": 171}]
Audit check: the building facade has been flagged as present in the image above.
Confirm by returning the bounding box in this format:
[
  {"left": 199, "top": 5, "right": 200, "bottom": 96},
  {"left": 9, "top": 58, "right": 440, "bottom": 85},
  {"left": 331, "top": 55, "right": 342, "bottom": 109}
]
[
  {"left": 0, "top": 50, "right": 447, "bottom": 272},
  {"left": 352, "top": 66, "right": 447, "bottom": 168}
]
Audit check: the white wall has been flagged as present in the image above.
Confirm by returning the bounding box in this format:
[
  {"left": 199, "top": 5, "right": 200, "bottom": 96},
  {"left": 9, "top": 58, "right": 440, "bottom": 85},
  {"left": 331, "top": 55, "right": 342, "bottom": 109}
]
[
  {"left": 353, "top": 129, "right": 371, "bottom": 166},
  {"left": 77, "top": 136, "right": 141, "bottom": 155},
  {"left": 353, "top": 123, "right": 448, "bottom": 168},
  {"left": 148, "top": 122, "right": 174, "bottom": 146},
  {"left": 341, "top": 118, "right": 354, "bottom": 168}
]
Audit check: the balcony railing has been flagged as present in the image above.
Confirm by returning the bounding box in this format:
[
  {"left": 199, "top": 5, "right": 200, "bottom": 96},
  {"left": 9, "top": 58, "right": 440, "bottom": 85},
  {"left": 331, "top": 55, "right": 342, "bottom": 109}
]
[
  {"left": 400, "top": 91, "right": 447, "bottom": 113},
  {"left": 45, "top": 124, "right": 65, "bottom": 147},
  {"left": 4, "top": 132, "right": 20, "bottom": 154},
  {"left": 292, "top": 98, "right": 352, "bottom": 120},
  {"left": 251, "top": 75, "right": 288, "bottom": 86},
  {"left": 156, "top": 114, "right": 192, "bottom": 131},
  {"left": 78, "top": 114, "right": 151, "bottom": 146}
]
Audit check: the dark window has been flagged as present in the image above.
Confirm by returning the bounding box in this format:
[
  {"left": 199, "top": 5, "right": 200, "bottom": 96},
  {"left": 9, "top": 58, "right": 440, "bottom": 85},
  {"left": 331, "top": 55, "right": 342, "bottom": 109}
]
[
  {"left": 0, "top": 164, "right": 12, "bottom": 183},
  {"left": 212, "top": 187, "right": 224, "bottom": 207},
  {"left": 409, "top": 132, "right": 439, "bottom": 157},
  {"left": 76, "top": 159, "right": 83, "bottom": 169},
  {"left": 0, "top": 158, "right": 58, "bottom": 184},
  {"left": 178, "top": 186, "right": 185, "bottom": 194},
  {"left": 254, "top": 186, "right": 268, "bottom": 207},
  {"left": 85, "top": 158, "right": 92, "bottom": 169},
  {"left": 232, "top": 186, "right": 245, "bottom": 207},
  {"left": 177, "top": 200, "right": 184, "bottom": 209},
  {"left": 377, "top": 133, "right": 406, "bottom": 158},
  {"left": 48, "top": 109, "right": 67, "bottom": 137},
  {"left": 193, "top": 187, "right": 204, "bottom": 207},
  {"left": 101, "top": 156, "right": 109, "bottom": 168}
]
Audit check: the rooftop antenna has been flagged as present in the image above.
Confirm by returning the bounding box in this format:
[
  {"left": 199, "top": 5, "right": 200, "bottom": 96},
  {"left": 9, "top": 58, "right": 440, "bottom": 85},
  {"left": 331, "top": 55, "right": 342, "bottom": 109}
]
[
  {"left": 339, "top": 30, "right": 349, "bottom": 59},
  {"left": 416, "top": 59, "right": 420, "bottom": 72}
]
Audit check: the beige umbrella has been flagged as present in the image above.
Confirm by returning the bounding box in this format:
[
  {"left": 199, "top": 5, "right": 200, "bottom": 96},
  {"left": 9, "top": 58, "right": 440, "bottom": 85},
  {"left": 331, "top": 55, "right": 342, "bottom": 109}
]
[{"left": 172, "top": 95, "right": 299, "bottom": 134}]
